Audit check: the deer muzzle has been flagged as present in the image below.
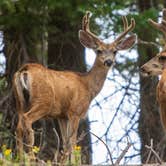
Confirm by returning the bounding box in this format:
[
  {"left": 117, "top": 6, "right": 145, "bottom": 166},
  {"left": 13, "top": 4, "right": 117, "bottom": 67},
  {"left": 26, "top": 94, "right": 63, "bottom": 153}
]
[
  {"left": 104, "top": 59, "right": 113, "bottom": 67},
  {"left": 140, "top": 66, "right": 151, "bottom": 77}
]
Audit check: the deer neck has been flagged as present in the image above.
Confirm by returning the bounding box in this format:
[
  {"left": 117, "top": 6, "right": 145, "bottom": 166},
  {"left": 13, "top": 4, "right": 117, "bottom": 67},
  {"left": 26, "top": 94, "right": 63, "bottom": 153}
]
[{"left": 84, "top": 57, "right": 110, "bottom": 99}]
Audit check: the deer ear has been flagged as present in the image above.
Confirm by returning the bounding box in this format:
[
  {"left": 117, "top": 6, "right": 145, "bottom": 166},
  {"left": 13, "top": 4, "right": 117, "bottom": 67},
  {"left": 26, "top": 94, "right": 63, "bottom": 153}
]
[
  {"left": 116, "top": 34, "right": 136, "bottom": 50},
  {"left": 79, "top": 30, "right": 97, "bottom": 49}
]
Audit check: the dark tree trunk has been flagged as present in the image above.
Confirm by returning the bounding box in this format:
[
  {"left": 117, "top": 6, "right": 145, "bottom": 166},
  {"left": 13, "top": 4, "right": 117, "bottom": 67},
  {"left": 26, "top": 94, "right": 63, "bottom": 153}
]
[{"left": 138, "top": 0, "right": 166, "bottom": 162}]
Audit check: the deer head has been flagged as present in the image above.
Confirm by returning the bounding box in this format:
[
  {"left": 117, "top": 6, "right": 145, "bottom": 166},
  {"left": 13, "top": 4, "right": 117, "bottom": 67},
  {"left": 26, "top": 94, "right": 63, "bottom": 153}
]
[
  {"left": 79, "top": 11, "right": 136, "bottom": 67},
  {"left": 141, "top": 9, "right": 166, "bottom": 76}
]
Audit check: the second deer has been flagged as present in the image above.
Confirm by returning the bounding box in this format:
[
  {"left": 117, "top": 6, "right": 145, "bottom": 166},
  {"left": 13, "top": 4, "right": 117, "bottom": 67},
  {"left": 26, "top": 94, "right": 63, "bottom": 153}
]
[
  {"left": 141, "top": 9, "right": 166, "bottom": 131},
  {"left": 13, "top": 11, "right": 136, "bottom": 162}
]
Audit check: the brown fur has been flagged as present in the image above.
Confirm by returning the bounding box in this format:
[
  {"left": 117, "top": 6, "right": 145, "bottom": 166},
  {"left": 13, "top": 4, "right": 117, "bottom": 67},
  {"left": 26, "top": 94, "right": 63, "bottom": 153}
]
[{"left": 157, "top": 69, "right": 166, "bottom": 130}]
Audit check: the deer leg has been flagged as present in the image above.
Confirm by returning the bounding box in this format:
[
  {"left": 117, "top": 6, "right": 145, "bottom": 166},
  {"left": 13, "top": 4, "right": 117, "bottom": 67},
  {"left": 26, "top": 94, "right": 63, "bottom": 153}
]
[
  {"left": 67, "top": 116, "right": 80, "bottom": 163},
  {"left": 57, "top": 118, "right": 69, "bottom": 163},
  {"left": 57, "top": 116, "right": 80, "bottom": 164},
  {"left": 21, "top": 116, "right": 34, "bottom": 154},
  {"left": 57, "top": 116, "right": 80, "bottom": 163},
  {"left": 16, "top": 114, "right": 35, "bottom": 160},
  {"left": 16, "top": 115, "right": 24, "bottom": 159},
  {"left": 17, "top": 105, "right": 49, "bottom": 158}
]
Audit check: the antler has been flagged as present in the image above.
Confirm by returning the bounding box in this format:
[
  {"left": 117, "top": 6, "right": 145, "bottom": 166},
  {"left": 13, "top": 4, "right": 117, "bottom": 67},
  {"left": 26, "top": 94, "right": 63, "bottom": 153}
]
[
  {"left": 82, "top": 11, "right": 101, "bottom": 42},
  {"left": 114, "top": 16, "right": 135, "bottom": 44},
  {"left": 148, "top": 9, "right": 166, "bottom": 37}
]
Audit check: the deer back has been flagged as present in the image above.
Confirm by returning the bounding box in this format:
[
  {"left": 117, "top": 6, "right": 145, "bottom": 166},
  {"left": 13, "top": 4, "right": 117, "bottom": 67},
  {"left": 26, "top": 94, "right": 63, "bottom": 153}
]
[{"left": 13, "top": 63, "right": 91, "bottom": 117}]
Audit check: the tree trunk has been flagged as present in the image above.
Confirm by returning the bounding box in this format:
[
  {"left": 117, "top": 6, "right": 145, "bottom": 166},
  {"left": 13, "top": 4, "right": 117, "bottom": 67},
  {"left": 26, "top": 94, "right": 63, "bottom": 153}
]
[{"left": 138, "top": 0, "right": 166, "bottom": 162}]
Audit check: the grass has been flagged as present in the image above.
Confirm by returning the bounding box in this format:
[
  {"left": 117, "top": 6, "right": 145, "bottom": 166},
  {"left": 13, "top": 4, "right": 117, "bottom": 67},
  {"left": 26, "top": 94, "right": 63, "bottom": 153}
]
[{"left": 0, "top": 144, "right": 82, "bottom": 166}]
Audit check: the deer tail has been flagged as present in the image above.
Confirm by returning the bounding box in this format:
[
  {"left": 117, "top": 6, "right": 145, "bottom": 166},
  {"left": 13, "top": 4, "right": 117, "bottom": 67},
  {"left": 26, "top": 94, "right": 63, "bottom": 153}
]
[{"left": 13, "top": 70, "right": 30, "bottom": 113}]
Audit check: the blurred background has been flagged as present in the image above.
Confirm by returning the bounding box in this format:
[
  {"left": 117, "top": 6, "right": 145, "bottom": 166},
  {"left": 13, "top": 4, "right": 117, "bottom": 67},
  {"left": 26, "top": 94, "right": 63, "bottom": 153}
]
[{"left": 0, "top": 0, "right": 166, "bottom": 165}]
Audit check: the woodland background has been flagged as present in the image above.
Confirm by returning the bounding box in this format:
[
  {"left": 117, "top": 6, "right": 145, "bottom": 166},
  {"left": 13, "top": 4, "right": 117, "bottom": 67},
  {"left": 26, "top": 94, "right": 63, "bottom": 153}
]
[{"left": 0, "top": 0, "right": 166, "bottom": 165}]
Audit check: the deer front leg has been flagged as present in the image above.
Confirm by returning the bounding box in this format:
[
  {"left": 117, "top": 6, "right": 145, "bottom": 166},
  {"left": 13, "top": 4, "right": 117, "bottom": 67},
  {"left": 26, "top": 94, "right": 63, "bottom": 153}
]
[
  {"left": 57, "top": 118, "right": 69, "bottom": 163},
  {"left": 57, "top": 116, "right": 80, "bottom": 164},
  {"left": 67, "top": 116, "right": 80, "bottom": 163}
]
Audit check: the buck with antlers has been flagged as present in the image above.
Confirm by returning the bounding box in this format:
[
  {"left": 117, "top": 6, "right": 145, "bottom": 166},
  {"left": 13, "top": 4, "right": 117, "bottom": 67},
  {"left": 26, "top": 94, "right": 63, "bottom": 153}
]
[
  {"left": 13, "top": 11, "right": 136, "bottom": 161},
  {"left": 141, "top": 9, "right": 166, "bottom": 131}
]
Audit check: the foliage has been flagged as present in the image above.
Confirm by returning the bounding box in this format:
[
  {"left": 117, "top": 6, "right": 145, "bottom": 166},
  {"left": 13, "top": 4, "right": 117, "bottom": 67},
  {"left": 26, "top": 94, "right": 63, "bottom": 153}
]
[
  {"left": 0, "top": 78, "right": 7, "bottom": 92},
  {"left": 0, "top": 144, "right": 82, "bottom": 165},
  {"left": 0, "top": 0, "right": 111, "bottom": 37}
]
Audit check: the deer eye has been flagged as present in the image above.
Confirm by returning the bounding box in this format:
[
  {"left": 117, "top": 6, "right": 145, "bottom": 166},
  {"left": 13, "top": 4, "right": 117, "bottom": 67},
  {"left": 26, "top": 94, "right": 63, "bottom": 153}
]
[
  {"left": 96, "top": 49, "right": 103, "bottom": 54},
  {"left": 152, "top": 64, "right": 159, "bottom": 68},
  {"left": 159, "top": 56, "right": 166, "bottom": 61}
]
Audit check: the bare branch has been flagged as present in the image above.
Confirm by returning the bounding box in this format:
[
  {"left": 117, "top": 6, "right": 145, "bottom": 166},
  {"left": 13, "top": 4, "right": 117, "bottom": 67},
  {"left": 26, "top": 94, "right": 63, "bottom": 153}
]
[
  {"left": 114, "top": 142, "right": 132, "bottom": 166},
  {"left": 145, "top": 139, "right": 153, "bottom": 164},
  {"left": 90, "top": 131, "right": 114, "bottom": 165},
  {"left": 145, "top": 140, "right": 162, "bottom": 164}
]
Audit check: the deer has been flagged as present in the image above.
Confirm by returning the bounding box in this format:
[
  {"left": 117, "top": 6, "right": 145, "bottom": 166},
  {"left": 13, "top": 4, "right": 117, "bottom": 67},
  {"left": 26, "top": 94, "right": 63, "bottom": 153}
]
[
  {"left": 140, "top": 9, "right": 166, "bottom": 132},
  {"left": 13, "top": 11, "right": 136, "bottom": 162}
]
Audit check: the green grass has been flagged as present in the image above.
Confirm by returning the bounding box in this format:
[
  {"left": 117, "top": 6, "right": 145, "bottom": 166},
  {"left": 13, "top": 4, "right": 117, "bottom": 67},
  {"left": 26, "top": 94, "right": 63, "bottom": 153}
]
[{"left": 0, "top": 145, "right": 82, "bottom": 166}]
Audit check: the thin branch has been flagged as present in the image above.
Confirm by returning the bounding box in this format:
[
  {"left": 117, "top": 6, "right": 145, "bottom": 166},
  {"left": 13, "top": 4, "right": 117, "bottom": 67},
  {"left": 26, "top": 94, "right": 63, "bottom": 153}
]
[
  {"left": 145, "top": 140, "right": 162, "bottom": 164},
  {"left": 145, "top": 139, "right": 153, "bottom": 164},
  {"left": 89, "top": 131, "right": 114, "bottom": 165}
]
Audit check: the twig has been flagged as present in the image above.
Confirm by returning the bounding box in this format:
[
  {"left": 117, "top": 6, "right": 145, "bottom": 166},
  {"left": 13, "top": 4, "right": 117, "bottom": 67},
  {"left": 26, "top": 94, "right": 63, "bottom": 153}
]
[
  {"left": 145, "top": 142, "right": 162, "bottom": 164},
  {"left": 114, "top": 142, "right": 132, "bottom": 166},
  {"left": 89, "top": 131, "right": 114, "bottom": 165},
  {"left": 145, "top": 139, "right": 153, "bottom": 164},
  {"left": 53, "top": 127, "right": 60, "bottom": 163},
  {"left": 77, "top": 130, "right": 87, "bottom": 144}
]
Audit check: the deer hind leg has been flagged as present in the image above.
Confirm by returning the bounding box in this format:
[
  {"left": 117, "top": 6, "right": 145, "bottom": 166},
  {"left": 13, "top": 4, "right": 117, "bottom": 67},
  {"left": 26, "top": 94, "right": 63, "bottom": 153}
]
[
  {"left": 22, "top": 117, "right": 34, "bottom": 154},
  {"left": 16, "top": 115, "right": 24, "bottom": 158},
  {"left": 16, "top": 114, "right": 34, "bottom": 160},
  {"left": 16, "top": 105, "right": 49, "bottom": 159},
  {"left": 16, "top": 115, "right": 34, "bottom": 161}
]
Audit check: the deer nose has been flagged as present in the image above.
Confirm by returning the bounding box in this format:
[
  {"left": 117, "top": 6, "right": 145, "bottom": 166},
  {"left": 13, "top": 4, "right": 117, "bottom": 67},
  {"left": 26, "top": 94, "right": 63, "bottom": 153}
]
[
  {"left": 104, "top": 59, "right": 113, "bottom": 67},
  {"left": 140, "top": 66, "right": 151, "bottom": 77}
]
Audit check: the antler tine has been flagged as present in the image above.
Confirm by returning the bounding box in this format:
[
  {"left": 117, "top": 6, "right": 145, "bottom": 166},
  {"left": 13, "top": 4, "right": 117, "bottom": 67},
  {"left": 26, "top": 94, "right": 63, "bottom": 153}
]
[
  {"left": 148, "top": 19, "right": 166, "bottom": 37},
  {"left": 148, "top": 9, "right": 166, "bottom": 37},
  {"left": 122, "top": 16, "right": 128, "bottom": 31},
  {"left": 82, "top": 11, "right": 90, "bottom": 31},
  {"left": 82, "top": 11, "right": 101, "bottom": 41},
  {"left": 114, "top": 17, "right": 135, "bottom": 44}
]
